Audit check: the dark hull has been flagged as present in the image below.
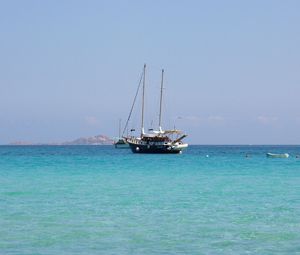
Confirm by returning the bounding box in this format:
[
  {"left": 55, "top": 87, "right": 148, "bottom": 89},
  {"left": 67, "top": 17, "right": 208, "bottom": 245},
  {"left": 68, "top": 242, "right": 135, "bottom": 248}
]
[{"left": 128, "top": 143, "right": 181, "bottom": 154}]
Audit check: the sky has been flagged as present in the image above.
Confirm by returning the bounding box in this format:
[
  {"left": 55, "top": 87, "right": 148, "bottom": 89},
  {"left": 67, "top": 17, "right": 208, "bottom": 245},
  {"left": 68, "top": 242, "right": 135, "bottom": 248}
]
[{"left": 0, "top": 0, "right": 300, "bottom": 144}]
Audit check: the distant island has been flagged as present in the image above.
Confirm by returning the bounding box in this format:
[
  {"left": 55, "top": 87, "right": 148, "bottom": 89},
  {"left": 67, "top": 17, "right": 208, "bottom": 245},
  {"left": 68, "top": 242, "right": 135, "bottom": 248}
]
[{"left": 8, "top": 135, "right": 114, "bottom": 146}]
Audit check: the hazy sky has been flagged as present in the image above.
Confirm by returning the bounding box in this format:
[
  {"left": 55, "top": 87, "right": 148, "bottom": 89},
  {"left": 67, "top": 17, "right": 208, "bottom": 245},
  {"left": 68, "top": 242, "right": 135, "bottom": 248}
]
[{"left": 1, "top": 0, "right": 300, "bottom": 144}]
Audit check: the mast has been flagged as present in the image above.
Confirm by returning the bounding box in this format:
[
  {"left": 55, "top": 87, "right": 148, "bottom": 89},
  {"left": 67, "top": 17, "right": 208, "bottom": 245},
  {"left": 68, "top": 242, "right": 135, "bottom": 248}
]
[
  {"left": 159, "top": 69, "right": 164, "bottom": 132},
  {"left": 141, "top": 64, "right": 146, "bottom": 136},
  {"left": 121, "top": 70, "right": 144, "bottom": 137},
  {"left": 118, "top": 119, "right": 121, "bottom": 138}
]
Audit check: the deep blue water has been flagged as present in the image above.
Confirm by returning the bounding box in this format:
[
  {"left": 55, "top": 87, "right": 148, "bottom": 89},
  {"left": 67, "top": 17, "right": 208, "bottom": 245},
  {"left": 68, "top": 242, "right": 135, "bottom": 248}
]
[{"left": 0, "top": 145, "right": 300, "bottom": 254}]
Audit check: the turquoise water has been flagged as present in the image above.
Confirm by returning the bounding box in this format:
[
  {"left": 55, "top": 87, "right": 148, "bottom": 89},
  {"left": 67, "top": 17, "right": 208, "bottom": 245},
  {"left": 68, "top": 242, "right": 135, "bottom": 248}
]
[{"left": 1, "top": 145, "right": 300, "bottom": 254}]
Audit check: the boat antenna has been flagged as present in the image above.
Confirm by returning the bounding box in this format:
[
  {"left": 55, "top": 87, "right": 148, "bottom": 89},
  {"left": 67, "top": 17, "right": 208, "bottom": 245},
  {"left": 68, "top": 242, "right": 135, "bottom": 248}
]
[
  {"left": 141, "top": 64, "right": 146, "bottom": 136},
  {"left": 159, "top": 69, "right": 164, "bottom": 133},
  {"left": 122, "top": 67, "right": 144, "bottom": 137}
]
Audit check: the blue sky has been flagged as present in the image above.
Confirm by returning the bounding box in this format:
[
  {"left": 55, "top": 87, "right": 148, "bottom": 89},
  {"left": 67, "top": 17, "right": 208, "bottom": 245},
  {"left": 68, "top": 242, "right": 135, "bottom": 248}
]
[{"left": 0, "top": 0, "right": 300, "bottom": 144}]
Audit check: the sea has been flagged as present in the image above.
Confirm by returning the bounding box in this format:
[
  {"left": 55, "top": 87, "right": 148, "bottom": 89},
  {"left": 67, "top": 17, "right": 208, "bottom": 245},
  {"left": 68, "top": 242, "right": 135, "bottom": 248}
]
[{"left": 0, "top": 145, "right": 300, "bottom": 255}]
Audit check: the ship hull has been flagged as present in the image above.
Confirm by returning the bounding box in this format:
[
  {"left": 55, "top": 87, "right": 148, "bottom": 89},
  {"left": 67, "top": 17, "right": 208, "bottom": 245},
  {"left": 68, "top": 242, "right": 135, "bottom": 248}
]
[{"left": 127, "top": 142, "right": 186, "bottom": 154}]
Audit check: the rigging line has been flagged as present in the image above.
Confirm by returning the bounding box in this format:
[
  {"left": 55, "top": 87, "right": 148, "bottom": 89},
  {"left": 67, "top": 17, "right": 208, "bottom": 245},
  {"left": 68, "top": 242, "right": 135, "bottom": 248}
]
[{"left": 122, "top": 70, "right": 144, "bottom": 136}]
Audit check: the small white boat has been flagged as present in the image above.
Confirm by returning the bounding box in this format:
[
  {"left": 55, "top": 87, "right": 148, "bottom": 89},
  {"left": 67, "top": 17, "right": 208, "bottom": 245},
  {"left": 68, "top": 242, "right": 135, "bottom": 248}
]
[
  {"left": 266, "top": 153, "right": 289, "bottom": 158},
  {"left": 114, "top": 120, "right": 129, "bottom": 149}
]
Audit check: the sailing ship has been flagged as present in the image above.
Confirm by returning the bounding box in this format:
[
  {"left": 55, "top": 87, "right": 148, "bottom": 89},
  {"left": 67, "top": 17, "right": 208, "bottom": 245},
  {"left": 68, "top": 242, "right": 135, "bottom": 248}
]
[
  {"left": 125, "top": 64, "right": 188, "bottom": 154},
  {"left": 114, "top": 119, "right": 129, "bottom": 148}
]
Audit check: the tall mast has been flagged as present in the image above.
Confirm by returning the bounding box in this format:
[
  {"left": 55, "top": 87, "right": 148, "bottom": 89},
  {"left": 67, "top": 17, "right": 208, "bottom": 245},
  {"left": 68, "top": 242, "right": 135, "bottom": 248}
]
[
  {"left": 141, "top": 64, "right": 146, "bottom": 136},
  {"left": 118, "top": 119, "right": 121, "bottom": 138},
  {"left": 159, "top": 69, "right": 164, "bottom": 132}
]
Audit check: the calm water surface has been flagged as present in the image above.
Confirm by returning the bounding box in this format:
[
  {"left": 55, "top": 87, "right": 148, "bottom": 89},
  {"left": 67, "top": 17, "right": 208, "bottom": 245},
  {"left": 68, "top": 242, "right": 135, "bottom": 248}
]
[{"left": 1, "top": 145, "right": 300, "bottom": 254}]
